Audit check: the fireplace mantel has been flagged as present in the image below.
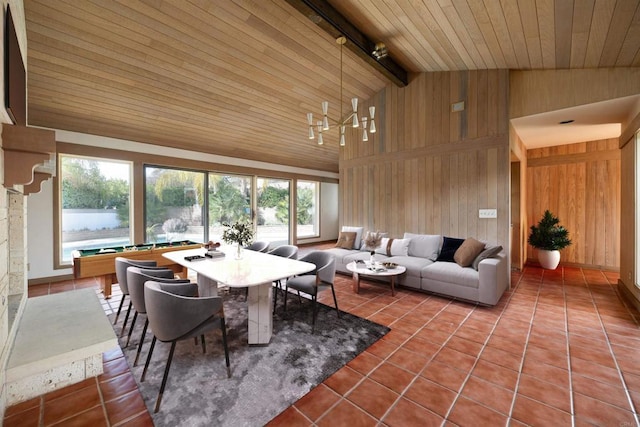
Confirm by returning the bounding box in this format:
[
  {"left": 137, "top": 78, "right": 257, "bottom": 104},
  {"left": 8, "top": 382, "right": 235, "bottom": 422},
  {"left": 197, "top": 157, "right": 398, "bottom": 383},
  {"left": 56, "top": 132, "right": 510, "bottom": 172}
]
[{"left": 2, "top": 125, "right": 56, "bottom": 194}]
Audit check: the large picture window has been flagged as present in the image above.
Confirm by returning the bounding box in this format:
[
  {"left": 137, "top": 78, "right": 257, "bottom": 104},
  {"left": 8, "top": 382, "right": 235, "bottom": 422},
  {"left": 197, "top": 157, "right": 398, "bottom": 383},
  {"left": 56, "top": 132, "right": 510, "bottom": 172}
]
[
  {"left": 208, "top": 173, "right": 252, "bottom": 241},
  {"left": 59, "top": 155, "right": 132, "bottom": 263},
  {"left": 257, "top": 178, "right": 290, "bottom": 245},
  {"left": 297, "top": 180, "right": 320, "bottom": 239},
  {"left": 144, "top": 166, "right": 206, "bottom": 244}
]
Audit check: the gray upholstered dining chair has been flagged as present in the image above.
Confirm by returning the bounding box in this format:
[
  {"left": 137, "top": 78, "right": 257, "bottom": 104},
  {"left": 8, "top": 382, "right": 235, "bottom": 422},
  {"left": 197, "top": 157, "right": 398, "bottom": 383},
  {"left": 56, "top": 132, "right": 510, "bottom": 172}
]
[
  {"left": 114, "top": 257, "right": 162, "bottom": 336},
  {"left": 283, "top": 250, "right": 339, "bottom": 333},
  {"left": 142, "top": 281, "right": 231, "bottom": 413},
  {"left": 246, "top": 240, "right": 270, "bottom": 253},
  {"left": 126, "top": 266, "right": 191, "bottom": 365},
  {"left": 267, "top": 245, "right": 299, "bottom": 311}
]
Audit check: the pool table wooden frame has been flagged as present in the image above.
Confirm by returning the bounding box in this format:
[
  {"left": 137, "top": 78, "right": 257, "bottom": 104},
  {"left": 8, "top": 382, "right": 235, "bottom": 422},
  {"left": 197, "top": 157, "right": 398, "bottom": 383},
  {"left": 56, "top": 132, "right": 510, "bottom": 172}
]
[{"left": 73, "top": 242, "right": 202, "bottom": 298}]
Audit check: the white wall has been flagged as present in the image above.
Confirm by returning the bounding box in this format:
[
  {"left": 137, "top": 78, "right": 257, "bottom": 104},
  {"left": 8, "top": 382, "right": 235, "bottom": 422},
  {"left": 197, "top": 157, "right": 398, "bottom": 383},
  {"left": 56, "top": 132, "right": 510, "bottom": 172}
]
[
  {"left": 26, "top": 179, "right": 55, "bottom": 279},
  {"left": 27, "top": 133, "right": 340, "bottom": 280}
]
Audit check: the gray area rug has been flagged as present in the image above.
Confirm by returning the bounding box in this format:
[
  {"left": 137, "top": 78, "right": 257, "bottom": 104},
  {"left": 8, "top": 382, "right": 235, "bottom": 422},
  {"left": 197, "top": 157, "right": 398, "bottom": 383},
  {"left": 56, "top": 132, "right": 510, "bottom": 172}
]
[{"left": 114, "top": 288, "right": 389, "bottom": 426}]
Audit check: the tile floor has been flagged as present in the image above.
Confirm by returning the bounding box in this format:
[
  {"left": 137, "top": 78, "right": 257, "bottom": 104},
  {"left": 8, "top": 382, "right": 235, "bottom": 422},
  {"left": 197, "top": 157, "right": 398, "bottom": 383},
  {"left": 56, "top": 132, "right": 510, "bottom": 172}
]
[{"left": 4, "top": 263, "right": 639, "bottom": 426}]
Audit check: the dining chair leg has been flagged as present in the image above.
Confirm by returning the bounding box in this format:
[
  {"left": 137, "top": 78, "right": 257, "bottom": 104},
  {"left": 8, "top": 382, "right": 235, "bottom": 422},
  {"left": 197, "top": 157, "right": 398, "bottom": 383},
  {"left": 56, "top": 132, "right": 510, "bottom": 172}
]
[
  {"left": 283, "top": 286, "right": 288, "bottom": 312},
  {"left": 113, "top": 296, "right": 125, "bottom": 325},
  {"left": 133, "top": 318, "right": 149, "bottom": 366},
  {"left": 201, "top": 335, "right": 206, "bottom": 354},
  {"left": 330, "top": 284, "right": 341, "bottom": 318},
  {"left": 311, "top": 295, "right": 318, "bottom": 334},
  {"left": 121, "top": 301, "right": 133, "bottom": 337},
  {"left": 154, "top": 341, "right": 177, "bottom": 413},
  {"left": 125, "top": 311, "right": 138, "bottom": 347},
  {"left": 141, "top": 336, "right": 157, "bottom": 382},
  {"left": 297, "top": 290, "right": 302, "bottom": 304},
  {"left": 273, "top": 280, "right": 280, "bottom": 313},
  {"left": 221, "top": 317, "right": 231, "bottom": 378}
]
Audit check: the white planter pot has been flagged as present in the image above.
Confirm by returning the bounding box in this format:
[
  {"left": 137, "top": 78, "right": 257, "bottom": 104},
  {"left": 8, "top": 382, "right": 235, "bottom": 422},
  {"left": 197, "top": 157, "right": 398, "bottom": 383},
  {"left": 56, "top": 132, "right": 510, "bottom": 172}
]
[{"left": 538, "top": 249, "right": 561, "bottom": 270}]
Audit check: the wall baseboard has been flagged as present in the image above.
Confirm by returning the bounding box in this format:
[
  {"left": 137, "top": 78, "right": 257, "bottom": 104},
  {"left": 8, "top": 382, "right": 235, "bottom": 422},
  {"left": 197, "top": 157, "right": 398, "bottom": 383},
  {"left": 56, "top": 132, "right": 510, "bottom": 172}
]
[
  {"left": 525, "top": 259, "right": 619, "bottom": 272},
  {"left": 28, "top": 274, "right": 74, "bottom": 286},
  {"left": 617, "top": 280, "right": 640, "bottom": 315}
]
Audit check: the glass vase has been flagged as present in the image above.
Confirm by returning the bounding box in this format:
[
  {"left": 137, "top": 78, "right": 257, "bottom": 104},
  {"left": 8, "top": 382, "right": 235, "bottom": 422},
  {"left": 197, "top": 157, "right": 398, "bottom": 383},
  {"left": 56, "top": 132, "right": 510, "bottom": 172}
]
[{"left": 235, "top": 243, "right": 243, "bottom": 260}]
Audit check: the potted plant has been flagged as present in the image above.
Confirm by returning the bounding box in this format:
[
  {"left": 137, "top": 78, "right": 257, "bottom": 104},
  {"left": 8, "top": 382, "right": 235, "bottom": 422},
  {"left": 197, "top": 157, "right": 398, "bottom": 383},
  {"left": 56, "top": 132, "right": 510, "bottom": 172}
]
[
  {"left": 528, "top": 210, "right": 572, "bottom": 270},
  {"left": 222, "top": 221, "right": 254, "bottom": 259}
]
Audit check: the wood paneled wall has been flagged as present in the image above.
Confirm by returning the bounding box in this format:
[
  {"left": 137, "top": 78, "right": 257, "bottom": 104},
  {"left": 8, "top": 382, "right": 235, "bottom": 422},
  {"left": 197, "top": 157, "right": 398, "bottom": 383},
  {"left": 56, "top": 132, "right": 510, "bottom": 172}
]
[
  {"left": 510, "top": 68, "right": 640, "bottom": 119},
  {"left": 339, "top": 70, "right": 510, "bottom": 248},
  {"left": 526, "top": 139, "right": 621, "bottom": 269}
]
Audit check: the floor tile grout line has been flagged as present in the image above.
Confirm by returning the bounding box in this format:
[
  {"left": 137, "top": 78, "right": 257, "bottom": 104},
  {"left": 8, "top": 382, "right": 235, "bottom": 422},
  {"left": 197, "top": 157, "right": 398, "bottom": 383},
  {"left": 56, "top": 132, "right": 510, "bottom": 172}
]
[
  {"left": 376, "top": 298, "right": 477, "bottom": 424},
  {"left": 581, "top": 269, "right": 640, "bottom": 424},
  {"left": 563, "top": 268, "right": 576, "bottom": 427},
  {"left": 315, "top": 294, "right": 453, "bottom": 424},
  {"left": 505, "top": 265, "right": 539, "bottom": 423},
  {"left": 444, "top": 272, "right": 520, "bottom": 421}
]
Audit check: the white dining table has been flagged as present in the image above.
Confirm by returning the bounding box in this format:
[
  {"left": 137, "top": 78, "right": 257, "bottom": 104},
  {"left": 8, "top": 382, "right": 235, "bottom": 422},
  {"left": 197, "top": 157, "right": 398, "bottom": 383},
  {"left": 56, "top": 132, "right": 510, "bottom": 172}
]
[{"left": 163, "top": 246, "right": 315, "bottom": 345}]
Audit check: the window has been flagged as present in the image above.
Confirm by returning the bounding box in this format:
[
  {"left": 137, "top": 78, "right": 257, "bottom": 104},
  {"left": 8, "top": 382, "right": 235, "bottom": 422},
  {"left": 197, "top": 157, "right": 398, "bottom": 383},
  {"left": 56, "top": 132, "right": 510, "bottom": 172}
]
[
  {"left": 59, "top": 155, "right": 132, "bottom": 263},
  {"left": 208, "top": 173, "right": 252, "bottom": 241},
  {"left": 297, "top": 180, "right": 320, "bottom": 239},
  {"left": 144, "top": 166, "right": 206, "bottom": 243},
  {"left": 256, "top": 178, "right": 290, "bottom": 245}
]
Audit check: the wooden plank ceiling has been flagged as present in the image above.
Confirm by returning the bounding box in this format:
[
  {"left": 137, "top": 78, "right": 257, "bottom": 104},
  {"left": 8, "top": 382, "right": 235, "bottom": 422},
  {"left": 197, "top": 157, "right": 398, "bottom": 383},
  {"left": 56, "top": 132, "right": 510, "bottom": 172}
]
[{"left": 24, "top": 0, "right": 640, "bottom": 173}]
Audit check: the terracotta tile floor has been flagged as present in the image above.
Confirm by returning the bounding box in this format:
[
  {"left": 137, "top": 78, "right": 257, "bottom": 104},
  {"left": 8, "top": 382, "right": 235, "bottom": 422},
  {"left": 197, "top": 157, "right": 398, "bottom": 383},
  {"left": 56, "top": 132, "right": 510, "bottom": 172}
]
[{"left": 5, "top": 264, "right": 640, "bottom": 426}]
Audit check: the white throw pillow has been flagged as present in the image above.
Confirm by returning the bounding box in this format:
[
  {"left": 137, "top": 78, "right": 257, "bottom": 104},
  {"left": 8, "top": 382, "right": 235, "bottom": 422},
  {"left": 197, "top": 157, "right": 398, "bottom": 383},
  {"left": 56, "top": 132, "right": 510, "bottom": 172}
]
[
  {"left": 341, "top": 226, "right": 364, "bottom": 250},
  {"left": 375, "top": 237, "right": 411, "bottom": 256},
  {"left": 403, "top": 233, "right": 442, "bottom": 260}
]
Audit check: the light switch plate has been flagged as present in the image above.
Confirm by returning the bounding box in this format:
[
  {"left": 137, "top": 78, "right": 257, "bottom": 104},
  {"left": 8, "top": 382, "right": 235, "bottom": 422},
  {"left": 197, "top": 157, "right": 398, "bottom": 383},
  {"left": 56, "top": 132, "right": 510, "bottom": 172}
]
[{"left": 479, "top": 209, "right": 497, "bottom": 219}]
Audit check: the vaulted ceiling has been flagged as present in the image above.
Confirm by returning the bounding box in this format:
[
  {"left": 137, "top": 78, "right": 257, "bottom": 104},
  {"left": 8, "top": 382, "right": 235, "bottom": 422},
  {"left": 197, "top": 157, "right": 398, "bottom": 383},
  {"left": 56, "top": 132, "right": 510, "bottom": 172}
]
[{"left": 24, "top": 0, "right": 640, "bottom": 173}]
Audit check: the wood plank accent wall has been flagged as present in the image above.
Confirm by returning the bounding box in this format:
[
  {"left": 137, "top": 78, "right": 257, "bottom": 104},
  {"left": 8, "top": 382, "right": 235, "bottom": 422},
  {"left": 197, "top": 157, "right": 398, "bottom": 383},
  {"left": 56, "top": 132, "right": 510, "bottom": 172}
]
[
  {"left": 510, "top": 68, "right": 640, "bottom": 118},
  {"left": 526, "top": 138, "right": 621, "bottom": 269},
  {"left": 339, "top": 70, "right": 510, "bottom": 248}
]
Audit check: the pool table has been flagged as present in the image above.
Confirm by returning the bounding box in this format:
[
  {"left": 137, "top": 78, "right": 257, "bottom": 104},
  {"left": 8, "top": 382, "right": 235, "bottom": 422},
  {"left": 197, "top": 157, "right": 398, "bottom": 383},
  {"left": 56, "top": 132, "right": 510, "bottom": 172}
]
[{"left": 72, "top": 240, "right": 202, "bottom": 298}]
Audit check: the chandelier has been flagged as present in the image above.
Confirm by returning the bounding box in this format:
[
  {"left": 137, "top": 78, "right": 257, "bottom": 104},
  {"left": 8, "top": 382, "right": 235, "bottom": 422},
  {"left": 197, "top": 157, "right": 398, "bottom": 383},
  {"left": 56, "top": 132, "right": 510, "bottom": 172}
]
[{"left": 306, "top": 36, "right": 376, "bottom": 146}]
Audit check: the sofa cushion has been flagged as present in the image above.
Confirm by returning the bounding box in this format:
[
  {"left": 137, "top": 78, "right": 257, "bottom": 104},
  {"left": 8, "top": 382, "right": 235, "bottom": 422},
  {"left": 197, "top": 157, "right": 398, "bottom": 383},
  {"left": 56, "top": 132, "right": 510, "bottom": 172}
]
[
  {"left": 422, "top": 262, "right": 479, "bottom": 289},
  {"left": 436, "top": 237, "right": 465, "bottom": 262},
  {"left": 472, "top": 245, "right": 503, "bottom": 270},
  {"left": 341, "top": 226, "right": 364, "bottom": 249},
  {"left": 344, "top": 251, "right": 388, "bottom": 264},
  {"left": 323, "top": 247, "right": 360, "bottom": 264},
  {"left": 454, "top": 238, "right": 486, "bottom": 267},
  {"left": 386, "top": 256, "right": 433, "bottom": 278},
  {"left": 403, "top": 233, "right": 441, "bottom": 260},
  {"left": 375, "top": 238, "right": 411, "bottom": 256},
  {"left": 335, "top": 231, "right": 357, "bottom": 249}
]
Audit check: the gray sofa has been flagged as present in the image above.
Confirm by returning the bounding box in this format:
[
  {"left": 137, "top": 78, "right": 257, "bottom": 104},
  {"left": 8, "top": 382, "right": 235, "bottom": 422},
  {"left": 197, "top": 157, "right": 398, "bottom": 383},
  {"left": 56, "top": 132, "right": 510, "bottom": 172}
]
[{"left": 324, "top": 231, "right": 508, "bottom": 306}]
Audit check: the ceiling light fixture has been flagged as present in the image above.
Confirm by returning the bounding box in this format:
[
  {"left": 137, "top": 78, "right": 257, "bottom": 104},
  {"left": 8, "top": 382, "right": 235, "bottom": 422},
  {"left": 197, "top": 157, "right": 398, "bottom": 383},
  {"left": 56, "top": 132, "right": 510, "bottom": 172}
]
[
  {"left": 372, "top": 42, "right": 388, "bottom": 60},
  {"left": 307, "top": 36, "right": 376, "bottom": 147}
]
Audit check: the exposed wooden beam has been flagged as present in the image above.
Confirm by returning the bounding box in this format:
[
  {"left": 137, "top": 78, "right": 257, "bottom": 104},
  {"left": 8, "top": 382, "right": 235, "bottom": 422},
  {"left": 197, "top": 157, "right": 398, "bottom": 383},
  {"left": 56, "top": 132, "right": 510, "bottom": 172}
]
[{"left": 285, "top": 0, "right": 408, "bottom": 87}]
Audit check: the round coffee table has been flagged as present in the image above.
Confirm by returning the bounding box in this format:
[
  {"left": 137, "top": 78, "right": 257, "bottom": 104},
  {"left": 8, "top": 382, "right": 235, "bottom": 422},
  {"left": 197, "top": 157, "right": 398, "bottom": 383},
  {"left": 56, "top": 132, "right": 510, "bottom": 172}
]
[{"left": 346, "top": 261, "right": 406, "bottom": 296}]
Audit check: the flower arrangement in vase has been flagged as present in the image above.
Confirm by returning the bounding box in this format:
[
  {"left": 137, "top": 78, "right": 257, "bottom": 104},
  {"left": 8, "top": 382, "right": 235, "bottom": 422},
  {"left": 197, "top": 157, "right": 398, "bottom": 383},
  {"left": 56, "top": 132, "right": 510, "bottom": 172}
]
[
  {"left": 363, "top": 231, "right": 383, "bottom": 266},
  {"left": 222, "top": 221, "right": 254, "bottom": 259}
]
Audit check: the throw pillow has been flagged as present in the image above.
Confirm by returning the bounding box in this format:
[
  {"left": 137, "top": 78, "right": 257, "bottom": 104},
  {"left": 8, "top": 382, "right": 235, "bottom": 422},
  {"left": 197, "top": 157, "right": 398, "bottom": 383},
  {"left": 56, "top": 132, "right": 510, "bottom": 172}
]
[
  {"left": 403, "top": 233, "right": 442, "bottom": 260},
  {"left": 375, "top": 237, "right": 411, "bottom": 256},
  {"left": 360, "top": 231, "right": 389, "bottom": 251},
  {"left": 436, "top": 236, "right": 466, "bottom": 262},
  {"left": 454, "top": 238, "right": 486, "bottom": 267},
  {"left": 472, "top": 245, "right": 503, "bottom": 270},
  {"left": 335, "top": 231, "right": 357, "bottom": 249},
  {"left": 341, "top": 226, "right": 364, "bottom": 250}
]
